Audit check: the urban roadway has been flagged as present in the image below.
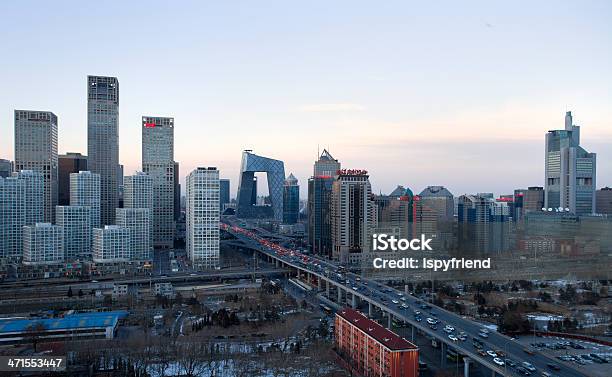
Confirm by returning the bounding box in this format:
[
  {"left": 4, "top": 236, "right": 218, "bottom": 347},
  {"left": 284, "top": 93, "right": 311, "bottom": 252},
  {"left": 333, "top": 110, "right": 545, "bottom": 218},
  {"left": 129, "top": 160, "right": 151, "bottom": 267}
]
[{"left": 222, "top": 219, "right": 587, "bottom": 377}]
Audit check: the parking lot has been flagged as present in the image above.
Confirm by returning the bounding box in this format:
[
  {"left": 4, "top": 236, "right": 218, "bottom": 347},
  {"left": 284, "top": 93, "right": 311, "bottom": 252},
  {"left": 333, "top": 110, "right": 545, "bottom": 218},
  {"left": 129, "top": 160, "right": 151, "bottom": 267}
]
[{"left": 516, "top": 335, "right": 612, "bottom": 377}]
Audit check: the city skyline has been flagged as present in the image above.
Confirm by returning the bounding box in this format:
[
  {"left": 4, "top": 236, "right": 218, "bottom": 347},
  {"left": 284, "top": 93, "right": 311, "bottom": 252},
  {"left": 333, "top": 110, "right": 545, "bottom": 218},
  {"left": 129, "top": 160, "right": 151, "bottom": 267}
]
[{"left": 1, "top": 2, "right": 611, "bottom": 198}]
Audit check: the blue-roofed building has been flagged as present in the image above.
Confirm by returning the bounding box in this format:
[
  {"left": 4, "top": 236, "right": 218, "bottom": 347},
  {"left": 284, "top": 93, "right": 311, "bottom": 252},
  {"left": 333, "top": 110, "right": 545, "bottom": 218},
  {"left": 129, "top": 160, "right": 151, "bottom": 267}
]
[{"left": 0, "top": 311, "right": 128, "bottom": 345}]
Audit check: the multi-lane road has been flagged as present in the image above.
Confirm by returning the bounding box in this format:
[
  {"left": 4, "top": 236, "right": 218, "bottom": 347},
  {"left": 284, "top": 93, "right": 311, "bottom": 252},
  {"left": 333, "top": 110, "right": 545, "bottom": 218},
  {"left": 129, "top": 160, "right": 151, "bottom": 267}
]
[{"left": 223, "top": 219, "right": 588, "bottom": 377}]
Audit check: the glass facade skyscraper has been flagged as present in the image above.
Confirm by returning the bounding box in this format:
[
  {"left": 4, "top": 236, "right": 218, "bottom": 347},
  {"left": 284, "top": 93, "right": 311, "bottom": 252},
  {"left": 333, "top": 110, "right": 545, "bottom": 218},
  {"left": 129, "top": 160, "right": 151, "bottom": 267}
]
[
  {"left": 87, "top": 76, "right": 119, "bottom": 225},
  {"left": 236, "top": 151, "right": 285, "bottom": 221},
  {"left": 308, "top": 149, "right": 340, "bottom": 258},
  {"left": 142, "top": 116, "right": 175, "bottom": 249},
  {"left": 545, "top": 111, "right": 596, "bottom": 215},
  {"left": 14, "top": 110, "right": 58, "bottom": 222},
  {"left": 283, "top": 174, "right": 299, "bottom": 224}
]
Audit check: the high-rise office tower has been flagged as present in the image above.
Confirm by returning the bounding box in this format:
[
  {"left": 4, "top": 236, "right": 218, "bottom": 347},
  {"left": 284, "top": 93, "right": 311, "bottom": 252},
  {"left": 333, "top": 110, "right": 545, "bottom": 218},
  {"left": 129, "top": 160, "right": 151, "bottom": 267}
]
[
  {"left": 174, "top": 161, "right": 181, "bottom": 220},
  {"left": 458, "top": 194, "right": 511, "bottom": 253},
  {"left": 58, "top": 153, "right": 87, "bottom": 205},
  {"left": 70, "top": 171, "right": 101, "bottom": 229},
  {"left": 124, "top": 172, "right": 153, "bottom": 245},
  {"left": 314, "top": 149, "right": 341, "bottom": 176},
  {"left": 0, "top": 171, "right": 44, "bottom": 259},
  {"left": 116, "top": 208, "right": 151, "bottom": 261},
  {"left": 0, "top": 159, "right": 12, "bottom": 178},
  {"left": 220, "top": 179, "right": 230, "bottom": 212},
  {"left": 236, "top": 151, "right": 285, "bottom": 221},
  {"left": 56, "top": 206, "right": 91, "bottom": 261},
  {"left": 87, "top": 75, "right": 119, "bottom": 225},
  {"left": 142, "top": 116, "right": 175, "bottom": 249},
  {"left": 596, "top": 187, "right": 612, "bottom": 214},
  {"left": 457, "top": 195, "right": 490, "bottom": 253},
  {"left": 23, "top": 223, "right": 64, "bottom": 265},
  {"left": 331, "top": 169, "right": 373, "bottom": 265},
  {"left": 308, "top": 149, "right": 341, "bottom": 258},
  {"left": 524, "top": 186, "right": 545, "bottom": 213},
  {"left": 283, "top": 174, "right": 299, "bottom": 224},
  {"left": 186, "top": 167, "right": 220, "bottom": 269},
  {"left": 14, "top": 110, "right": 58, "bottom": 222},
  {"left": 545, "top": 111, "right": 596, "bottom": 215},
  {"left": 92, "top": 225, "right": 130, "bottom": 263}
]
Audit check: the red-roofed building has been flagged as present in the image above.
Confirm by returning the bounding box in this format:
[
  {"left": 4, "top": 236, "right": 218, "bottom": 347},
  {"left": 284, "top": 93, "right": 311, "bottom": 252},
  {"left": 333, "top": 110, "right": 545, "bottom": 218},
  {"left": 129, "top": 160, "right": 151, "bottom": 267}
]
[{"left": 334, "top": 307, "right": 418, "bottom": 377}]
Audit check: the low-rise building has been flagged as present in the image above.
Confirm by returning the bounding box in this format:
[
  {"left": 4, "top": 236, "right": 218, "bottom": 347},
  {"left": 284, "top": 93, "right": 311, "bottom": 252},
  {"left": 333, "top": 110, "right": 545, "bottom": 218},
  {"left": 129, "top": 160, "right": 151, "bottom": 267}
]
[{"left": 334, "top": 308, "right": 418, "bottom": 377}]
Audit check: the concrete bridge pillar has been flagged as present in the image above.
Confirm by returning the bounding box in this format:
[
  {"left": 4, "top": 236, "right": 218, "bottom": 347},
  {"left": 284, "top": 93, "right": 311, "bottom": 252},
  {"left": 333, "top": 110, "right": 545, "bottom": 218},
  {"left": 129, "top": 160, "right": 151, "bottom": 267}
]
[
  {"left": 411, "top": 324, "right": 414, "bottom": 341},
  {"left": 337, "top": 287, "right": 342, "bottom": 303},
  {"left": 351, "top": 293, "right": 357, "bottom": 309},
  {"left": 387, "top": 313, "right": 392, "bottom": 328},
  {"left": 317, "top": 278, "right": 322, "bottom": 291},
  {"left": 463, "top": 357, "right": 470, "bottom": 377},
  {"left": 440, "top": 342, "right": 447, "bottom": 367},
  {"left": 368, "top": 302, "right": 373, "bottom": 317},
  {"left": 326, "top": 281, "right": 330, "bottom": 296}
]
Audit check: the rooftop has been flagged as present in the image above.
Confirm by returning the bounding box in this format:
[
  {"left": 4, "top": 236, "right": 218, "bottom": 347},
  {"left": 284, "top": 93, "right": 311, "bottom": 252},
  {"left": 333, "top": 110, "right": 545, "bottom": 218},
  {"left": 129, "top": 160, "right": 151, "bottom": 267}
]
[
  {"left": 0, "top": 311, "right": 128, "bottom": 334},
  {"left": 337, "top": 308, "right": 417, "bottom": 351}
]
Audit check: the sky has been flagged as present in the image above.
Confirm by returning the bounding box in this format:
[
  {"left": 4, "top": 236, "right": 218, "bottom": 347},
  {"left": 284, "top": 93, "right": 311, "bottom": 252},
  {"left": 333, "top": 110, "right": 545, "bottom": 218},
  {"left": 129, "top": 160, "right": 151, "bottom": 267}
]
[{"left": 1, "top": 0, "right": 611, "bottom": 198}]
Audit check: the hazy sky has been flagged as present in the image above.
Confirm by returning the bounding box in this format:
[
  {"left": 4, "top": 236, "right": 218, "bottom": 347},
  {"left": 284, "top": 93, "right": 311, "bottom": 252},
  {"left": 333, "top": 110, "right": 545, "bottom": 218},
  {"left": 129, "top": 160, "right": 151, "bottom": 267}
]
[{"left": 1, "top": 1, "right": 611, "bottom": 198}]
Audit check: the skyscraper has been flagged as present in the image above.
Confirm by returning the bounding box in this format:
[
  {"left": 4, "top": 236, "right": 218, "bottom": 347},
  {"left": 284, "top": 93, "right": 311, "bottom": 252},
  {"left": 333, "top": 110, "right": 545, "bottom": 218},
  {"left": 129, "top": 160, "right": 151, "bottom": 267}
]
[
  {"left": 22, "top": 223, "right": 64, "bottom": 265},
  {"left": 87, "top": 75, "right": 119, "bottom": 225},
  {"left": 596, "top": 187, "right": 612, "bottom": 214},
  {"left": 0, "top": 170, "right": 44, "bottom": 259},
  {"left": 56, "top": 206, "right": 91, "bottom": 261},
  {"left": 116, "top": 208, "right": 151, "bottom": 261},
  {"left": 314, "top": 149, "right": 340, "bottom": 176},
  {"left": 220, "top": 179, "right": 230, "bottom": 211},
  {"left": 186, "top": 167, "right": 220, "bottom": 269},
  {"left": 174, "top": 161, "right": 181, "bottom": 221},
  {"left": 0, "top": 159, "right": 12, "bottom": 178},
  {"left": 308, "top": 149, "right": 341, "bottom": 258},
  {"left": 236, "top": 151, "right": 285, "bottom": 221},
  {"left": 545, "top": 111, "right": 596, "bottom": 215},
  {"left": 58, "top": 153, "right": 87, "bottom": 205},
  {"left": 283, "top": 173, "right": 299, "bottom": 224},
  {"left": 70, "top": 171, "right": 101, "bottom": 229},
  {"left": 142, "top": 116, "right": 175, "bottom": 249},
  {"left": 331, "top": 169, "right": 373, "bottom": 265},
  {"left": 14, "top": 110, "right": 58, "bottom": 222}
]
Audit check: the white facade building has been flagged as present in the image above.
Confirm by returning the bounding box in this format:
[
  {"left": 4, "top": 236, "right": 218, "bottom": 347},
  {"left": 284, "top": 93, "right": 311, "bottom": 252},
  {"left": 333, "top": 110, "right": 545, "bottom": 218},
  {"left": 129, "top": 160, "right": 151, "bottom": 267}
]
[
  {"left": 23, "top": 223, "right": 64, "bottom": 265},
  {"left": 14, "top": 110, "right": 58, "bottom": 222},
  {"left": 56, "top": 206, "right": 91, "bottom": 261},
  {"left": 92, "top": 225, "right": 130, "bottom": 263},
  {"left": 0, "top": 170, "right": 44, "bottom": 259},
  {"left": 116, "top": 208, "right": 151, "bottom": 261},
  {"left": 70, "top": 171, "right": 101, "bottom": 229},
  {"left": 186, "top": 167, "right": 220, "bottom": 269}
]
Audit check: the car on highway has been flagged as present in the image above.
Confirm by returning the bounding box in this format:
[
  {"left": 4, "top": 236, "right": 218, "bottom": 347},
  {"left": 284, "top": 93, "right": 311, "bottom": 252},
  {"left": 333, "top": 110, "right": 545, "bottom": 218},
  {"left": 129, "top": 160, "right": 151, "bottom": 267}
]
[
  {"left": 546, "top": 363, "right": 561, "bottom": 371},
  {"left": 493, "top": 357, "right": 504, "bottom": 366},
  {"left": 477, "top": 349, "right": 487, "bottom": 357},
  {"left": 515, "top": 366, "right": 531, "bottom": 375},
  {"left": 392, "top": 299, "right": 399, "bottom": 304},
  {"left": 523, "top": 348, "right": 535, "bottom": 356},
  {"left": 521, "top": 361, "right": 536, "bottom": 372},
  {"left": 506, "top": 359, "right": 517, "bottom": 368},
  {"left": 479, "top": 332, "right": 489, "bottom": 338},
  {"left": 448, "top": 334, "right": 458, "bottom": 342},
  {"left": 415, "top": 316, "right": 422, "bottom": 322},
  {"left": 486, "top": 350, "right": 497, "bottom": 358}
]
